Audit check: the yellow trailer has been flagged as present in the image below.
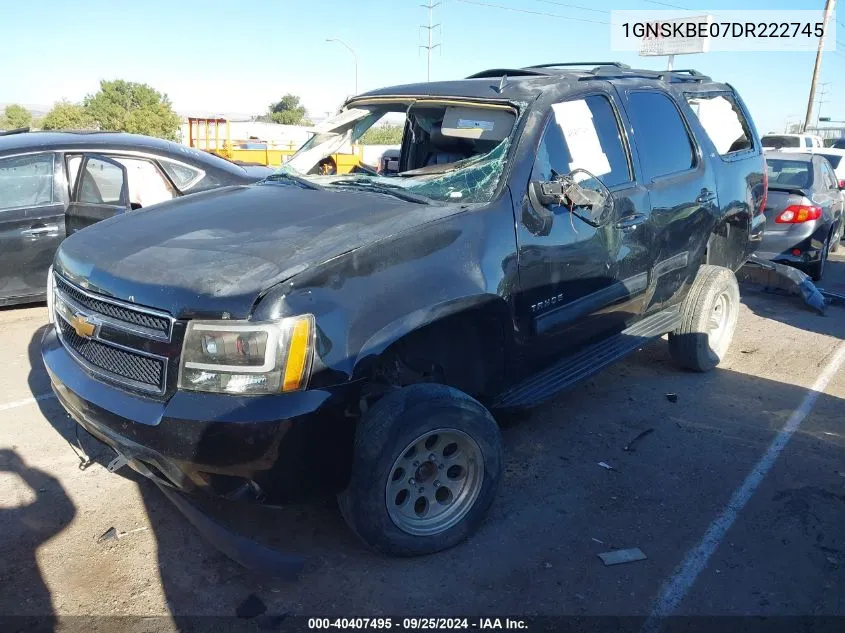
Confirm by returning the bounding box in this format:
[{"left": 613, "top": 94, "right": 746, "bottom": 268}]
[{"left": 186, "top": 117, "right": 364, "bottom": 173}]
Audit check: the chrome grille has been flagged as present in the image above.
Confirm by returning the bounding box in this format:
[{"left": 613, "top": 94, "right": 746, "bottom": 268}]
[
  {"left": 54, "top": 275, "right": 171, "bottom": 338},
  {"left": 53, "top": 274, "right": 174, "bottom": 395},
  {"left": 57, "top": 318, "right": 165, "bottom": 390}
]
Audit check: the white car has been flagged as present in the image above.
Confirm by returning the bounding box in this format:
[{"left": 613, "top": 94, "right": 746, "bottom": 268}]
[
  {"left": 815, "top": 148, "right": 845, "bottom": 203},
  {"left": 761, "top": 133, "right": 824, "bottom": 152}
]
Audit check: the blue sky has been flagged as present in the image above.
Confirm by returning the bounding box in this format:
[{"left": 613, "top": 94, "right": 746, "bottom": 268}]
[{"left": 1, "top": 0, "right": 841, "bottom": 134}]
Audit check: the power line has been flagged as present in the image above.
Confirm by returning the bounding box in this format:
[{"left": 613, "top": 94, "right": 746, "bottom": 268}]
[
  {"left": 642, "top": 0, "right": 691, "bottom": 9},
  {"left": 534, "top": 0, "right": 609, "bottom": 15},
  {"left": 452, "top": 0, "right": 610, "bottom": 25}
]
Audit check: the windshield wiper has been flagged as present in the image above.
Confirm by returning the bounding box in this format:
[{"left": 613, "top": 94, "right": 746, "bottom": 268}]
[
  {"left": 327, "top": 179, "right": 431, "bottom": 205},
  {"left": 262, "top": 172, "right": 325, "bottom": 191}
]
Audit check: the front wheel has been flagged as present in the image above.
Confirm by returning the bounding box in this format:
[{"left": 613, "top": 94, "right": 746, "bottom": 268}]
[
  {"left": 668, "top": 265, "right": 740, "bottom": 372},
  {"left": 338, "top": 384, "right": 503, "bottom": 556}
]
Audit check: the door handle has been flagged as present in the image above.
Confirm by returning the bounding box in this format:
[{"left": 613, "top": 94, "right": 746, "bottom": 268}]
[
  {"left": 615, "top": 214, "right": 647, "bottom": 230},
  {"left": 696, "top": 189, "right": 717, "bottom": 204},
  {"left": 21, "top": 225, "right": 58, "bottom": 237}
]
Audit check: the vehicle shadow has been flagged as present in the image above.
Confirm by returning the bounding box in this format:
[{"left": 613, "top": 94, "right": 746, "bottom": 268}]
[{"left": 0, "top": 448, "right": 76, "bottom": 629}]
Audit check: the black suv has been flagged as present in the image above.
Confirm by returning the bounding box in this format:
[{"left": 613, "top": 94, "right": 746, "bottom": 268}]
[{"left": 42, "top": 63, "right": 766, "bottom": 556}]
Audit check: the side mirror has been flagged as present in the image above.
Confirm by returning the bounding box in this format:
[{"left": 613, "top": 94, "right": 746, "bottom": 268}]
[{"left": 528, "top": 169, "right": 613, "bottom": 228}]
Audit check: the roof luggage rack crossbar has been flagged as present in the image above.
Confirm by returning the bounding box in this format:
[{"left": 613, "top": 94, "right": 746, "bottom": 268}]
[
  {"left": 466, "top": 68, "right": 552, "bottom": 79},
  {"left": 525, "top": 62, "right": 631, "bottom": 69}
]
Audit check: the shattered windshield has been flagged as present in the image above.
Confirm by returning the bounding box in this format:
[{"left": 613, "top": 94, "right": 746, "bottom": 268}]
[{"left": 275, "top": 101, "right": 518, "bottom": 204}]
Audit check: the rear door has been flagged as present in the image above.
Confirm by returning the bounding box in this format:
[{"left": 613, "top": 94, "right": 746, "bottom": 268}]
[
  {"left": 618, "top": 89, "right": 719, "bottom": 311},
  {"left": 817, "top": 156, "right": 843, "bottom": 232},
  {"left": 0, "top": 152, "right": 66, "bottom": 303},
  {"left": 66, "top": 154, "right": 130, "bottom": 234}
]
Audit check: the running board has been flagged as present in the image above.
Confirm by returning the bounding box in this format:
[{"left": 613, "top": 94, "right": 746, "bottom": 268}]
[{"left": 493, "top": 306, "right": 681, "bottom": 409}]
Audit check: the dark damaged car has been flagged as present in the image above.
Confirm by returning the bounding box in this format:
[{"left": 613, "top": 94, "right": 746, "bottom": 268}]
[{"left": 42, "top": 63, "right": 766, "bottom": 556}]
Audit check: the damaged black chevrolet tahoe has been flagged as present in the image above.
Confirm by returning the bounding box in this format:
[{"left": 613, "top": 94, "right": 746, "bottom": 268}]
[{"left": 43, "top": 63, "right": 766, "bottom": 556}]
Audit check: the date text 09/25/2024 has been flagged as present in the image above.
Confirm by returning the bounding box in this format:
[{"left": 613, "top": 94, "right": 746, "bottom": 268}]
[{"left": 307, "top": 618, "right": 529, "bottom": 630}]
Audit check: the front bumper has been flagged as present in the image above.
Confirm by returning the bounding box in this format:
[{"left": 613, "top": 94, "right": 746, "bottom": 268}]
[{"left": 42, "top": 326, "right": 358, "bottom": 504}]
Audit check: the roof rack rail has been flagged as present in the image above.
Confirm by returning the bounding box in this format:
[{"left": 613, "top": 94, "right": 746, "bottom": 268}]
[
  {"left": 0, "top": 127, "right": 31, "bottom": 136},
  {"left": 660, "top": 69, "right": 711, "bottom": 82},
  {"left": 525, "top": 62, "right": 631, "bottom": 69},
  {"left": 466, "top": 68, "right": 551, "bottom": 79}
]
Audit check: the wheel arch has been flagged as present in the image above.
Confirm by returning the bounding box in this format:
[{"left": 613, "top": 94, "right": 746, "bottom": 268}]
[{"left": 352, "top": 294, "right": 513, "bottom": 401}]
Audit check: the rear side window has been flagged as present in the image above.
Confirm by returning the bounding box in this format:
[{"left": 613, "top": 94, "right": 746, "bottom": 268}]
[
  {"left": 625, "top": 92, "right": 694, "bottom": 180},
  {"left": 819, "top": 160, "right": 838, "bottom": 189},
  {"left": 0, "top": 153, "right": 54, "bottom": 211},
  {"left": 685, "top": 93, "right": 753, "bottom": 155},
  {"left": 533, "top": 93, "right": 631, "bottom": 188},
  {"left": 159, "top": 159, "right": 205, "bottom": 191},
  {"left": 819, "top": 153, "right": 842, "bottom": 169},
  {"left": 804, "top": 138, "right": 813, "bottom": 148},
  {"left": 77, "top": 157, "right": 125, "bottom": 205}
]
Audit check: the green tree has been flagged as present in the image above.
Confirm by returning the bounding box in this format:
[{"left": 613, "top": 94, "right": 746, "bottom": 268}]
[
  {"left": 40, "top": 100, "right": 94, "bottom": 130},
  {"left": 268, "top": 94, "right": 311, "bottom": 125},
  {"left": 83, "top": 80, "right": 181, "bottom": 140},
  {"left": 359, "top": 125, "right": 404, "bottom": 145},
  {"left": 1, "top": 104, "right": 32, "bottom": 129}
]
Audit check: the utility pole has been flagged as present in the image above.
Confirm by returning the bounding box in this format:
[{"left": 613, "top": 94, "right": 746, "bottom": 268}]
[
  {"left": 803, "top": 0, "right": 836, "bottom": 131},
  {"left": 419, "top": 0, "right": 441, "bottom": 82}
]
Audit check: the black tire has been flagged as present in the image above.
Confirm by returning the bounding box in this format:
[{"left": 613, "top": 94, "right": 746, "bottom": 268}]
[
  {"left": 338, "top": 383, "right": 503, "bottom": 556},
  {"left": 668, "top": 265, "right": 740, "bottom": 372},
  {"left": 808, "top": 235, "right": 830, "bottom": 281}
]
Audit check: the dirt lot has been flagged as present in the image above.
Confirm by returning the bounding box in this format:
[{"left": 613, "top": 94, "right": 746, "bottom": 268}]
[{"left": 2, "top": 255, "right": 845, "bottom": 630}]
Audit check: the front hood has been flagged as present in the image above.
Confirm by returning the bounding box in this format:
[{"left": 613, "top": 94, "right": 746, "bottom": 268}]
[{"left": 55, "top": 183, "right": 458, "bottom": 319}]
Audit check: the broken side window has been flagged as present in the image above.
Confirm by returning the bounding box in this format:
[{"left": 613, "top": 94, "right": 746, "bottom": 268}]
[
  {"left": 685, "top": 93, "right": 753, "bottom": 156},
  {"left": 533, "top": 94, "right": 630, "bottom": 190}
]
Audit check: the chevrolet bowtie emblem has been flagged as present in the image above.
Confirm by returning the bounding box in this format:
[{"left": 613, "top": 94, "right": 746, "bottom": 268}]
[{"left": 70, "top": 313, "right": 96, "bottom": 339}]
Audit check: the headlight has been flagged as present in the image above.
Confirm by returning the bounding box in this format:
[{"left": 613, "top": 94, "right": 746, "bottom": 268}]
[
  {"left": 177, "top": 315, "right": 315, "bottom": 395},
  {"left": 46, "top": 266, "right": 55, "bottom": 324}
]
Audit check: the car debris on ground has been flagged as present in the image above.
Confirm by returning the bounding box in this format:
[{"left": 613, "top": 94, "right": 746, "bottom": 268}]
[{"left": 598, "top": 548, "right": 648, "bottom": 566}]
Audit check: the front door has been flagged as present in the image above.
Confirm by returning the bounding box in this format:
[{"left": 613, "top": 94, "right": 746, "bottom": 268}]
[
  {"left": 0, "top": 152, "right": 66, "bottom": 303},
  {"left": 516, "top": 90, "right": 654, "bottom": 361},
  {"left": 66, "top": 154, "right": 130, "bottom": 235}
]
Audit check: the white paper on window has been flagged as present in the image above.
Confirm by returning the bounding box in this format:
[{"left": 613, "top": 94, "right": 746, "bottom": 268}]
[{"left": 551, "top": 100, "right": 611, "bottom": 181}]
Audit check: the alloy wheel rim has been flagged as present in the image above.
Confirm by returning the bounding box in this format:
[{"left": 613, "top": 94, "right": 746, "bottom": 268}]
[
  {"left": 707, "top": 291, "right": 731, "bottom": 353},
  {"left": 385, "top": 428, "right": 484, "bottom": 536}
]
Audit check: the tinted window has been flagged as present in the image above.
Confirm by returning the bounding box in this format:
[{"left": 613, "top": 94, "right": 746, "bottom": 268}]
[
  {"left": 761, "top": 135, "right": 800, "bottom": 149},
  {"left": 819, "top": 153, "right": 842, "bottom": 169},
  {"left": 533, "top": 94, "right": 630, "bottom": 188},
  {"left": 159, "top": 159, "right": 205, "bottom": 191},
  {"left": 804, "top": 137, "right": 813, "bottom": 148},
  {"left": 819, "top": 160, "right": 838, "bottom": 189},
  {"left": 685, "top": 93, "right": 752, "bottom": 155},
  {"left": 0, "top": 153, "right": 54, "bottom": 211},
  {"left": 766, "top": 159, "right": 812, "bottom": 189},
  {"left": 832, "top": 139, "right": 845, "bottom": 149},
  {"left": 626, "top": 92, "right": 694, "bottom": 179},
  {"left": 77, "top": 157, "right": 125, "bottom": 205}
]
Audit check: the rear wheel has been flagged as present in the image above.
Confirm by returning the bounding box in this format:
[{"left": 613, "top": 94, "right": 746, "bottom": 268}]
[
  {"left": 338, "top": 384, "right": 502, "bottom": 556},
  {"left": 808, "top": 235, "right": 830, "bottom": 281},
  {"left": 669, "top": 265, "right": 740, "bottom": 372}
]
